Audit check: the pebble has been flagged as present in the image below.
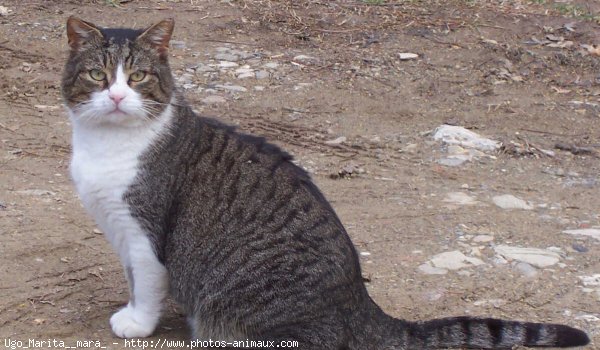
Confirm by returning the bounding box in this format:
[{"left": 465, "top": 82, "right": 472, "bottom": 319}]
[
  {"left": 433, "top": 125, "right": 501, "bottom": 152},
  {"left": 237, "top": 72, "right": 255, "bottom": 79},
  {"left": 293, "top": 55, "right": 315, "bottom": 61},
  {"left": 494, "top": 245, "right": 560, "bottom": 268},
  {"left": 563, "top": 228, "right": 600, "bottom": 241},
  {"left": 215, "top": 84, "right": 247, "bottom": 93},
  {"left": 263, "top": 62, "right": 279, "bottom": 69},
  {"left": 437, "top": 157, "right": 468, "bottom": 167},
  {"left": 442, "top": 192, "right": 479, "bottom": 206},
  {"left": 429, "top": 250, "right": 484, "bottom": 270},
  {"left": 202, "top": 95, "right": 227, "bottom": 104},
  {"left": 492, "top": 194, "right": 533, "bottom": 210},
  {"left": 578, "top": 274, "right": 600, "bottom": 287},
  {"left": 572, "top": 243, "right": 588, "bottom": 253},
  {"left": 398, "top": 52, "right": 419, "bottom": 60},
  {"left": 218, "top": 61, "right": 239, "bottom": 68},
  {"left": 325, "top": 136, "right": 347, "bottom": 145},
  {"left": 255, "top": 70, "right": 270, "bottom": 80}
]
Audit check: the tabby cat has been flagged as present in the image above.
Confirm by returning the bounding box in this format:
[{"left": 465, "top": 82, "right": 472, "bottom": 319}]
[{"left": 61, "top": 16, "right": 590, "bottom": 349}]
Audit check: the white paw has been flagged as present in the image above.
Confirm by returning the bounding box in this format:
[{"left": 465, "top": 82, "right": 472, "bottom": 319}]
[{"left": 110, "top": 305, "right": 157, "bottom": 338}]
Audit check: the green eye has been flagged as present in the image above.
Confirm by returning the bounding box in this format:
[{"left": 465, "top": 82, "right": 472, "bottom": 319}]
[
  {"left": 89, "top": 69, "right": 106, "bottom": 81},
  {"left": 129, "top": 71, "right": 147, "bottom": 82}
]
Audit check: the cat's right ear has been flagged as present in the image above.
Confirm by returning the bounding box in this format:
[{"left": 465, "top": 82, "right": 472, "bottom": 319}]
[{"left": 66, "top": 16, "right": 103, "bottom": 51}]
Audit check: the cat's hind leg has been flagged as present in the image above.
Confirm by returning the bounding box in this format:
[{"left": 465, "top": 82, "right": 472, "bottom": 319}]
[{"left": 110, "top": 234, "right": 168, "bottom": 338}]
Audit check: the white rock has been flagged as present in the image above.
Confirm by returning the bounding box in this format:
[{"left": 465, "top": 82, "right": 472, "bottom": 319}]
[
  {"left": 255, "top": 70, "right": 270, "bottom": 80},
  {"left": 575, "top": 314, "right": 600, "bottom": 322},
  {"left": 429, "top": 251, "right": 484, "bottom": 270},
  {"left": 263, "top": 62, "right": 279, "bottom": 69},
  {"left": 494, "top": 245, "right": 560, "bottom": 268},
  {"left": 237, "top": 72, "right": 255, "bottom": 79},
  {"left": 0, "top": 6, "right": 10, "bottom": 16},
  {"left": 433, "top": 125, "right": 501, "bottom": 152},
  {"left": 563, "top": 228, "right": 600, "bottom": 241},
  {"left": 293, "top": 55, "right": 315, "bottom": 61},
  {"left": 492, "top": 194, "right": 533, "bottom": 210},
  {"left": 218, "top": 61, "right": 239, "bottom": 68},
  {"left": 398, "top": 52, "right": 419, "bottom": 60},
  {"left": 437, "top": 157, "right": 469, "bottom": 167},
  {"left": 578, "top": 274, "right": 600, "bottom": 287},
  {"left": 443, "top": 192, "right": 479, "bottom": 206},
  {"left": 418, "top": 263, "right": 448, "bottom": 275},
  {"left": 325, "top": 136, "right": 346, "bottom": 145},
  {"left": 215, "top": 84, "right": 247, "bottom": 93}
]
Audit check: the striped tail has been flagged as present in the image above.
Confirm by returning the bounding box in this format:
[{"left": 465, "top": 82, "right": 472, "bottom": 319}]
[{"left": 403, "top": 317, "right": 590, "bottom": 349}]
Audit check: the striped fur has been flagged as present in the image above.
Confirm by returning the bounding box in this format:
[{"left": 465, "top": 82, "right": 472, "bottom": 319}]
[{"left": 62, "top": 18, "right": 590, "bottom": 349}]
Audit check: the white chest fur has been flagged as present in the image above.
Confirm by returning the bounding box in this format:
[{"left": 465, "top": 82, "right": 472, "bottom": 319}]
[{"left": 70, "top": 107, "right": 172, "bottom": 255}]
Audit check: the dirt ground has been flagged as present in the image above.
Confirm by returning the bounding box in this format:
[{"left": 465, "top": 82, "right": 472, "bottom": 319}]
[{"left": 1, "top": 0, "right": 599, "bottom": 349}]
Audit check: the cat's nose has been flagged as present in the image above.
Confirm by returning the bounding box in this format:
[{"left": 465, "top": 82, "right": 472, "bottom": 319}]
[{"left": 109, "top": 92, "right": 125, "bottom": 105}]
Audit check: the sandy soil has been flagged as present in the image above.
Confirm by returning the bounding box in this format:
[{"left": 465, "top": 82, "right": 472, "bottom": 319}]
[{"left": 1, "top": 0, "right": 599, "bottom": 349}]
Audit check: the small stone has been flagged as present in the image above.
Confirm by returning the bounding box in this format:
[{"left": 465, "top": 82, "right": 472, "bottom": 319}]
[
  {"left": 215, "top": 84, "right": 247, "bottom": 93},
  {"left": 563, "top": 228, "right": 600, "bottom": 241},
  {"left": 433, "top": 125, "right": 501, "bottom": 152},
  {"left": 263, "top": 62, "right": 279, "bottom": 69},
  {"left": 492, "top": 194, "right": 533, "bottom": 210},
  {"left": 215, "top": 53, "right": 240, "bottom": 62},
  {"left": 93, "top": 228, "right": 103, "bottom": 234},
  {"left": 325, "top": 136, "right": 346, "bottom": 145},
  {"left": 0, "top": 6, "right": 10, "bottom": 16},
  {"left": 398, "top": 52, "right": 419, "bottom": 60},
  {"left": 255, "top": 70, "right": 270, "bottom": 80},
  {"left": 442, "top": 192, "right": 479, "bottom": 206},
  {"left": 572, "top": 243, "right": 588, "bottom": 253},
  {"left": 237, "top": 72, "right": 255, "bottom": 79},
  {"left": 254, "top": 86, "right": 265, "bottom": 91},
  {"left": 578, "top": 274, "right": 600, "bottom": 287},
  {"left": 360, "top": 252, "right": 371, "bottom": 256},
  {"left": 202, "top": 95, "right": 227, "bottom": 104},
  {"left": 218, "top": 61, "right": 239, "bottom": 68},
  {"left": 437, "top": 157, "right": 469, "bottom": 167},
  {"left": 429, "top": 251, "right": 484, "bottom": 270},
  {"left": 494, "top": 245, "right": 560, "bottom": 268},
  {"left": 293, "top": 55, "right": 315, "bottom": 61}
]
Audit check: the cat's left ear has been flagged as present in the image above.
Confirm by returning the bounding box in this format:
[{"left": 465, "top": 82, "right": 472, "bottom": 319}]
[{"left": 137, "top": 18, "right": 174, "bottom": 57}]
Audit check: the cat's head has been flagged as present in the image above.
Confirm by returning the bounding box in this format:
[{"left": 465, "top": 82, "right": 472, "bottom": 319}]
[{"left": 61, "top": 17, "right": 175, "bottom": 126}]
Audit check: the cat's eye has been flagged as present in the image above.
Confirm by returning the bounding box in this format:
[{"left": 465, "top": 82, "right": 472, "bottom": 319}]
[
  {"left": 129, "top": 71, "right": 147, "bottom": 82},
  {"left": 89, "top": 69, "right": 106, "bottom": 81}
]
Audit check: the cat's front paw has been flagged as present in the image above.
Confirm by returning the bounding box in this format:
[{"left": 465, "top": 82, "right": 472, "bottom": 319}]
[{"left": 110, "top": 305, "right": 157, "bottom": 338}]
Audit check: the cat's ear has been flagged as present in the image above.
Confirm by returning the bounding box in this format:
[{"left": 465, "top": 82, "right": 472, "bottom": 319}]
[
  {"left": 66, "top": 16, "right": 103, "bottom": 51},
  {"left": 137, "top": 18, "right": 174, "bottom": 57}
]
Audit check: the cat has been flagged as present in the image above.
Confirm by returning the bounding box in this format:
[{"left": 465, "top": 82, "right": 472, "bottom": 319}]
[{"left": 61, "top": 16, "right": 590, "bottom": 349}]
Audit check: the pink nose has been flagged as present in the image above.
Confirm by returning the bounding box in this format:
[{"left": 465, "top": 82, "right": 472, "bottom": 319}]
[{"left": 109, "top": 93, "right": 125, "bottom": 105}]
